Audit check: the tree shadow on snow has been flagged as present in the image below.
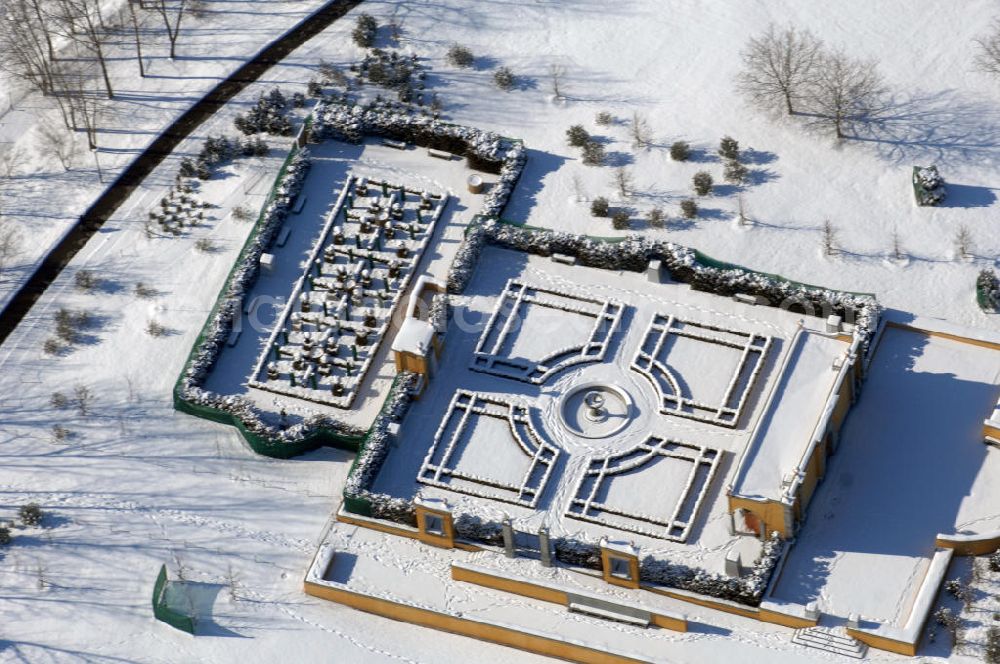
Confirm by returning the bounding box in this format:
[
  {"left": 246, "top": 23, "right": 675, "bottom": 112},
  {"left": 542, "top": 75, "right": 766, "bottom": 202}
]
[
  {"left": 744, "top": 167, "right": 780, "bottom": 187},
  {"left": 685, "top": 147, "right": 719, "bottom": 164},
  {"left": 695, "top": 207, "right": 727, "bottom": 220},
  {"left": 604, "top": 151, "right": 634, "bottom": 168},
  {"left": 849, "top": 89, "right": 1000, "bottom": 168},
  {"left": 741, "top": 148, "right": 777, "bottom": 166}
]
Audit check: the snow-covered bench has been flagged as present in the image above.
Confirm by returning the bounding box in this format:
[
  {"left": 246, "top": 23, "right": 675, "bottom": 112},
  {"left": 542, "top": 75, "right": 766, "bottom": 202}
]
[
  {"left": 427, "top": 148, "right": 453, "bottom": 160},
  {"left": 275, "top": 226, "right": 292, "bottom": 248},
  {"left": 567, "top": 599, "right": 650, "bottom": 627},
  {"left": 382, "top": 138, "right": 408, "bottom": 150},
  {"left": 291, "top": 195, "right": 307, "bottom": 215}
]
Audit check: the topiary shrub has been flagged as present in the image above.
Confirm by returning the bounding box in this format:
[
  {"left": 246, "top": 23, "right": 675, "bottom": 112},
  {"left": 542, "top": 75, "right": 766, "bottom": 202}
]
[
  {"left": 590, "top": 197, "right": 609, "bottom": 217},
  {"left": 978, "top": 269, "right": 1000, "bottom": 312},
  {"left": 581, "top": 140, "right": 605, "bottom": 166},
  {"left": 493, "top": 66, "right": 514, "bottom": 90},
  {"left": 74, "top": 269, "right": 98, "bottom": 292},
  {"left": 611, "top": 209, "right": 630, "bottom": 230},
  {"left": 693, "top": 171, "right": 714, "bottom": 196},
  {"left": 724, "top": 160, "right": 748, "bottom": 184},
  {"left": 446, "top": 43, "right": 474, "bottom": 68},
  {"left": 566, "top": 124, "right": 590, "bottom": 148},
  {"left": 647, "top": 206, "right": 666, "bottom": 229},
  {"left": 595, "top": 111, "right": 613, "bottom": 126},
  {"left": 670, "top": 140, "right": 691, "bottom": 161},
  {"left": 352, "top": 14, "right": 377, "bottom": 48},
  {"left": 19, "top": 503, "right": 43, "bottom": 527},
  {"left": 0, "top": 526, "right": 11, "bottom": 546},
  {"left": 680, "top": 199, "right": 698, "bottom": 219},
  {"left": 719, "top": 136, "right": 740, "bottom": 161}
]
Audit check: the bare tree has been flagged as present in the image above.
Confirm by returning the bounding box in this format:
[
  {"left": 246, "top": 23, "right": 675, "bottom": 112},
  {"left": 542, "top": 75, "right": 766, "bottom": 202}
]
[
  {"left": 0, "top": 144, "right": 24, "bottom": 179},
  {"left": 736, "top": 192, "right": 749, "bottom": 226},
  {"left": 890, "top": 229, "right": 904, "bottom": 261},
  {"left": 612, "top": 167, "right": 633, "bottom": 198},
  {"left": 821, "top": 219, "right": 838, "bottom": 256},
  {"left": 955, "top": 224, "right": 974, "bottom": 260},
  {"left": 54, "top": 0, "right": 115, "bottom": 98},
  {"left": 25, "top": 0, "right": 59, "bottom": 63},
  {"left": 127, "top": 0, "right": 147, "bottom": 78},
  {"left": 0, "top": 224, "right": 24, "bottom": 277},
  {"left": 549, "top": 63, "right": 566, "bottom": 99},
  {"left": 0, "top": 0, "right": 58, "bottom": 96},
  {"left": 225, "top": 564, "right": 241, "bottom": 601},
  {"left": 37, "top": 122, "right": 78, "bottom": 171},
  {"left": 66, "top": 78, "right": 105, "bottom": 150},
  {"left": 388, "top": 6, "right": 404, "bottom": 45},
  {"left": 74, "top": 383, "right": 93, "bottom": 416},
  {"left": 807, "top": 49, "right": 886, "bottom": 139},
  {"left": 974, "top": 18, "right": 1000, "bottom": 77},
  {"left": 151, "top": 0, "right": 188, "bottom": 60},
  {"left": 571, "top": 173, "right": 584, "bottom": 202},
  {"left": 737, "top": 24, "right": 823, "bottom": 115},
  {"left": 630, "top": 111, "right": 652, "bottom": 148}
]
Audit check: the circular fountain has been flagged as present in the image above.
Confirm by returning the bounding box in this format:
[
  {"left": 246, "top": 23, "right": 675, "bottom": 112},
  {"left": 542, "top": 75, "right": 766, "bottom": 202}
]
[{"left": 559, "top": 382, "right": 634, "bottom": 439}]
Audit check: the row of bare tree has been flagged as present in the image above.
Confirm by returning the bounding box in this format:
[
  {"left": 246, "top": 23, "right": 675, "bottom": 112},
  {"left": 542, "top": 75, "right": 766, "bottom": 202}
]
[
  {"left": 0, "top": 0, "right": 189, "bottom": 138},
  {"left": 736, "top": 25, "right": 886, "bottom": 139}
]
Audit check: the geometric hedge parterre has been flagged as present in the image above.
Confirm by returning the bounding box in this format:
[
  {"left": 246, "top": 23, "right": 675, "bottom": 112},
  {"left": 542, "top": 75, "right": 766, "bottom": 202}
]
[
  {"left": 470, "top": 279, "right": 623, "bottom": 385},
  {"left": 565, "top": 435, "right": 723, "bottom": 542},
  {"left": 418, "top": 390, "right": 560, "bottom": 509},
  {"left": 631, "top": 314, "right": 771, "bottom": 428}
]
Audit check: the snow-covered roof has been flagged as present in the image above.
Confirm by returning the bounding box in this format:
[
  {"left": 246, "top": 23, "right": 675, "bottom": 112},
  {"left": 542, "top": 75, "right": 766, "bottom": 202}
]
[
  {"left": 392, "top": 318, "right": 436, "bottom": 356},
  {"left": 730, "top": 329, "right": 851, "bottom": 503}
]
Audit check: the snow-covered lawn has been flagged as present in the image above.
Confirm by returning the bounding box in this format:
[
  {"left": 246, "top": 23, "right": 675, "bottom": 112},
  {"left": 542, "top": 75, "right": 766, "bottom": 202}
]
[
  {"left": 771, "top": 325, "right": 1000, "bottom": 626},
  {"left": 360, "top": 0, "right": 1000, "bottom": 334},
  {"left": 4, "top": 0, "right": 1000, "bottom": 661}
]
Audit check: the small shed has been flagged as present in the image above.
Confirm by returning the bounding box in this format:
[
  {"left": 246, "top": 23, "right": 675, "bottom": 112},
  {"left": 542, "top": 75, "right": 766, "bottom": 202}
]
[{"left": 391, "top": 318, "right": 440, "bottom": 376}]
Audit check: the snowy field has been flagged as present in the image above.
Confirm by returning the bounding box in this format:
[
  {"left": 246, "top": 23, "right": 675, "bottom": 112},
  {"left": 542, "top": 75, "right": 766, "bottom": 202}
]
[
  {"left": 3, "top": 0, "right": 1000, "bottom": 662},
  {"left": 771, "top": 326, "right": 1000, "bottom": 627}
]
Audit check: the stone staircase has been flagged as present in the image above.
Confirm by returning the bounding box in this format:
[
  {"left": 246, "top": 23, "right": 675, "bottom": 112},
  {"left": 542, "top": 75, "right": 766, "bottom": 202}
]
[{"left": 791, "top": 626, "right": 868, "bottom": 659}]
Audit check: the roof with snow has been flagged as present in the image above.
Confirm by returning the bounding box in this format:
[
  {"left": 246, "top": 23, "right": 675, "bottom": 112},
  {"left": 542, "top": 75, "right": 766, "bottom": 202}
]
[{"left": 392, "top": 318, "right": 436, "bottom": 356}]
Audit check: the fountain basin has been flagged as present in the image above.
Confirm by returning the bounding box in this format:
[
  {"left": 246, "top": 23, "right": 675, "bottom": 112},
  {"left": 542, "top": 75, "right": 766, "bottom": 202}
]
[{"left": 559, "top": 382, "right": 634, "bottom": 439}]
